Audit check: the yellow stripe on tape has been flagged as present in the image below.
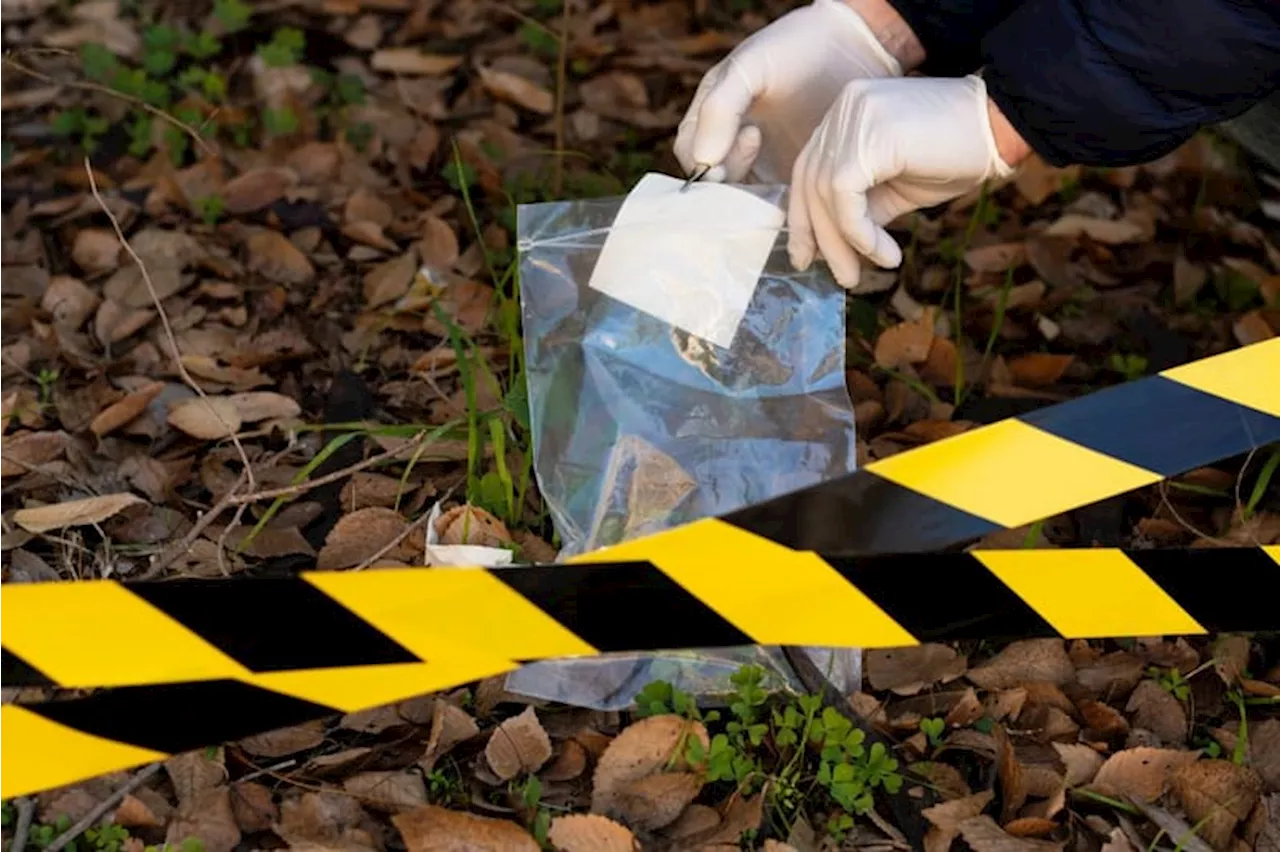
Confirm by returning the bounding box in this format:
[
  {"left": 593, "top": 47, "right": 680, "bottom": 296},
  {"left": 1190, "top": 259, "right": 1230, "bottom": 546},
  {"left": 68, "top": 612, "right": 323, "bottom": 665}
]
[
  {"left": 1, "top": 581, "right": 247, "bottom": 688},
  {"left": 1161, "top": 338, "right": 1280, "bottom": 417},
  {"left": 578, "top": 519, "right": 918, "bottom": 648},
  {"left": 865, "top": 419, "right": 1163, "bottom": 528},
  {"left": 0, "top": 705, "right": 168, "bottom": 800},
  {"left": 973, "top": 549, "right": 1205, "bottom": 639},
  {"left": 306, "top": 568, "right": 597, "bottom": 662}
]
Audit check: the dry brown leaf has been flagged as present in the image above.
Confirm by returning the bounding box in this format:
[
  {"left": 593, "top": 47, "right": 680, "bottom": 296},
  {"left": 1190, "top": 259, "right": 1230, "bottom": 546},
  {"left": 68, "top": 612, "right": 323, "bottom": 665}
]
[
  {"left": 165, "top": 787, "right": 241, "bottom": 852},
  {"left": 592, "top": 715, "right": 708, "bottom": 828},
  {"left": 1076, "top": 651, "right": 1145, "bottom": 699},
  {"left": 341, "top": 472, "right": 411, "bottom": 509},
  {"left": 393, "top": 804, "right": 539, "bottom": 852},
  {"left": 276, "top": 790, "right": 371, "bottom": 849},
  {"left": 72, "top": 227, "right": 121, "bottom": 274},
  {"left": 287, "top": 142, "right": 342, "bottom": 182},
  {"left": 957, "top": 815, "right": 1063, "bottom": 851},
  {"left": 919, "top": 336, "right": 959, "bottom": 386},
  {"left": 700, "top": 792, "right": 764, "bottom": 846},
  {"left": 1169, "top": 760, "right": 1263, "bottom": 849},
  {"left": 1234, "top": 310, "right": 1275, "bottom": 345},
  {"left": 547, "top": 814, "right": 637, "bottom": 852},
  {"left": 167, "top": 396, "right": 243, "bottom": 440},
  {"left": 543, "top": 739, "right": 589, "bottom": 782},
  {"left": 1250, "top": 720, "right": 1280, "bottom": 793},
  {"left": 910, "top": 761, "right": 973, "bottom": 801},
  {"left": 1015, "top": 157, "right": 1081, "bottom": 205},
  {"left": 345, "top": 188, "right": 394, "bottom": 227},
  {"left": 1007, "top": 354, "right": 1074, "bottom": 388},
  {"left": 94, "top": 301, "right": 156, "bottom": 344},
  {"left": 166, "top": 748, "right": 227, "bottom": 805},
  {"left": 343, "top": 771, "right": 428, "bottom": 814},
  {"left": 965, "top": 242, "right": 1026, "bottom": 272},
  {"left": 662, "top": 803, "right": 720, "bottom": 840},
  {"left": 968, "top": 640, "right": 1075, "bottom": 690},
  {"left": 612, "top": 772, "right": 702, "bottom": 832},
  {"left": 113, "top": 794, "right": 162, "bottom": 829},
  {"left": 1, "top": 429, "right": 69, "bottom": 477},
  {"left": 477, "top": 66, "right": 554, "bottom": 114},
  {"left": 436, "top": 504, "right": 511, "bottom": 546},
  {"left": 485, "top": 706, "right": 553, "bottom": 781},
  {"left": 946, "top": 688, "right": 984, "bottom": 728},
  {"left": 1213, "top": 635, "right": 1252, "bottom": 685},
  {"left": 866, "top": 644, "right": 967, "bottom": 695},
  {"left": 1125, "top": 680, "right": 1187, "bottom": 745},
  {"left": 1052, "top": 743, "right": 1103, "bottom": 787},
  {"left": 14, "top": 492, "right": 145, "bottom": 533},
  {"left": 42, "top": 275, "right": 101, "bottom": 330},
  {"left": 365, "top": 251, "right": 419, "bottom": 308},
  {"left": 180, "top": 355, "right": 272, "bottom": 391},
  {"left": 1090, "top": 747, "right": 1199, "bottom": 803},
  {"left": 222, "top": 168, "right": 297, "bottom": 214},
  {"left": 1003, "top": 818, "right": 1057, "bottom": 839},
  {"left": 238, "top": 720, "right": 325, "bottom": 758},
  {"left": 1099, "top": 827, "right": 1137, "bottom": 852},
  {"left": 875, "top": 317, "right": 934, "bottom": 370},
  {"left": 91, "top": 382, "right": 164, "bottom": 437},
  {"left": 1043, "top": 214, "right": 1145, "bottom": 244},
  {"left": 317, "top": 507, "right": 409, "bottom": 570},
  {"left": 228, "top": 391, "right": 301, "bottom": 423},
  {"left": 343, "top": 219, "right": 399, "bottom": 251},
  {"left": 923, "top": 791, "right": 994, "bottom": 852},
  {"left": 996, "top": 726, "right": 1028, "bottom": 824},
  {"left": 246, "top": 229, "right": 315, "bottom": 285},
  {"left": 371, "top": 49, "right": 463, "bottom": 75},
  {"left": 229, "top": 782, "right": 277, "bottom": 834}
]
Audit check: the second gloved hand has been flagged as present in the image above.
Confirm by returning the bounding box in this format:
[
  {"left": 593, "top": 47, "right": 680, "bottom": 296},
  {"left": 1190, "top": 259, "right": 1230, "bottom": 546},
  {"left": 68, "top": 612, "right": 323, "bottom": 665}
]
[{"left": 788, "top": 75, "right": 1014, "bottom": 288}]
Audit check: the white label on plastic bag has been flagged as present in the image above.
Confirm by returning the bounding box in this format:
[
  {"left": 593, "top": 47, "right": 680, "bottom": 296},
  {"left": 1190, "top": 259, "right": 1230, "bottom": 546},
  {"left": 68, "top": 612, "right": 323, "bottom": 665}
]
[{"left": 587, "top": 172, "right": 785, "bottom": 349}]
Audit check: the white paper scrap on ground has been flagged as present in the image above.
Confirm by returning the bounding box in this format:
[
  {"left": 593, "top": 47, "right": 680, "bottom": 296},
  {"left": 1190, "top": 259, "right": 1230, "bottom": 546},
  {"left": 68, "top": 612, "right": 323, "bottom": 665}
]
[{"left": 587, "top": 172, "right": 785, "bottom": 349}]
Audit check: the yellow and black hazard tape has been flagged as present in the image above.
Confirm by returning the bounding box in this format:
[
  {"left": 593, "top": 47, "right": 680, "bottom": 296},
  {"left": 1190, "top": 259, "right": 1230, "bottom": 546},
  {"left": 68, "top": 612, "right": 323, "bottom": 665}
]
[{"left": 2, "top": 338, "right": 1278, "bottom": 798}]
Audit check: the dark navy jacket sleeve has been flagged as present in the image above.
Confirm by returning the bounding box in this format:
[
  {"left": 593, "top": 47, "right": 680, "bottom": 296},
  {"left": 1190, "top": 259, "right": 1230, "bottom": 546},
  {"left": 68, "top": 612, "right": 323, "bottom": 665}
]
[
  {"left": 883, "top": 0, "right": 1024, "bottom": 76},
  {"left": 981, "top": 0, "right": 1280, "bottom": 166}
]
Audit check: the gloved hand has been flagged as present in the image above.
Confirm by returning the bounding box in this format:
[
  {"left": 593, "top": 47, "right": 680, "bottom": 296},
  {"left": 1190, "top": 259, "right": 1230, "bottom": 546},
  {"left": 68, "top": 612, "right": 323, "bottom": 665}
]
[
  {"left": 788, "top": 75, "right": 1014, "bottom": 288},
  {"left": 673, "top": 0, "right": 904, "bottom": 185}
]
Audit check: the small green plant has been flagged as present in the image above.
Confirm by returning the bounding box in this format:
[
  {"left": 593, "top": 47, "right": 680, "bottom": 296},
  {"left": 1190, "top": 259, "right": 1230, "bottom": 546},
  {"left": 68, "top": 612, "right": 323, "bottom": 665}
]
[
  {"left": 1108, "top": 353, "right": 1148, "bottom": 381},
  {"left": 35, "top": 367, "right": 59, "bottom": 406},
  {"left": 29, "top": 814, "right": 74, "bottom": 850},
  {"left": 262, "top": 107, "right": 300, "bottom": 137},
  {"left": 1149, "top": 666, "right": 1191, "bottom": 702},
  {"left": 258, "top": 27, "right": 305, "bottom": 67},
  {"left": 143, "top": 839, "right": 204, "bottom": 852},
  {"left": 919, "top": 717, "right": 946, "bottom": 747},
  {"left": 424, "top": 765, "right": 465, "bottom": 804},
  {"left": 84, "top": 824, "right": 130, "bottom": 852},
  {"left": 512, "top": 775, "right": 551, "bottom": 846},
  {"left": 1244, "top": 446, "right": 1279, "bottom": 520},
  {"left": 51, "top": 108, "right": 110, "bottom": 153},
  {"left": 442, "top": 158, "right": 478, "bottom": 192},
  {"left": 194, "top": 194, "right": 225, "bottom": 225}
]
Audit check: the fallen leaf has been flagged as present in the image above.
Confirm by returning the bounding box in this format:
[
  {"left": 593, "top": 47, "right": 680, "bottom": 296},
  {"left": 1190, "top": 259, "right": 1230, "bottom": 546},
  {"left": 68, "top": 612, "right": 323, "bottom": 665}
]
[
  {"left": 477, "top": 66, "right": 553, "bottom": 114},
  {"left": 1125, "top": 680, "right": 1187, "bottom": 745},
  {"left": 1, "top": 429, "right": 69, "bottom": 477},
  {"left": 968, "top": 640, "right": 1075, "bottom": 690},
  {"left": 393, "top": 804, "right": 539, "bottom": 851},
  {"left": 365, "top": 251, "right": 419, "bottom": 308},
  {"left": 113, "top": 794, "right": 163, "bottom": 829},
  {"left": 911, "top": 762, "right": 973, "bottom": 801},
  {"left": 1090, "top": 747, "right": 1199, "bottom": 804},
  {"left": 922, "top": 791, "right": 994, "bottom": 852},
  {"left": 166, "top": 748, "right": 227, "bottom": 806},
  {"left": 957, "top": 815, "right": 1063, "bottom": 851},
  {"left": 228, "top": 391, "right": 301, "bottom": 423},
  {"left": 661, "top": 803, "right": 720, "bottom": 841},
  {"left": 221, "top": 167, "right": 297, "bottom": 215},
  {"left": 1250, "top": 720, "right": 1280, "bottom": 793},
  {"left": 42, "top": 275, "right": 101, "bottom": 330},
  {"left": 276, "top": 790, "right": 371, "bottom": 849},
  {"left": 919, "top": 336, "right": 959, "bottom": 386},
  {"left": 343, "top": 771, "right": 428, "bottom": 814},
  {"left": 1169, "top": 760, "right": 1263, "bottom": 849},
  {"left": 287, "top": 142, "right": 342, "bottom": 182},
  {"left": 547, "top": 814, "right": 637, "bottom": 852},
  {"left": 94, "top": 300, "right": 155, "bottom": 344},
  {"left": 699, "top": 792, "right": 764, "bottom": 846},
  {"left": 1004, "top": 818, "right": 1057, "bottom": 838},
  {"left": 165, "top": 787, "right": 241, "bottom": 852},
  {"left": 1007, "top": 354, "right": 1074, "bottom": 388},
  {"left": 1099, "top": 827, "right": 1137, "bottom": 852},
  {"left": 436, "top": 504, "right": 511, "bottom": 546},
  {"left": 1079, "top": 699, "right": 1130, "bottom": 740},
  {"left": 543, "top": 739, "right": 589, "bottom": 782},
  {"left": 317, "top": 507, "right": 409, "bottom": 570},
  {"left": 611, "top": 772, "right": 702, "bottom": 832},
  {"left": 1015, "top": 157, "right": 1081, "bottom": 205},
  {"left": 418, "top": 699, "right": 480, "bottom": 772},
  {"left": 1043, "top": 214, "right": 1145, "bottom": 244},
  {"left": 229, "top": 782, "right": 277, "bottom": 834},
  {"left": 14, "top": 492, "right": 145, "bottom": 533},
  {"left": 71, "top": 227, "right": 121, "bottom": 274},
  {"left": 965, "top": 242, "right": 1026, "bottom": 272},
  {"left": 91, "top": 382, "right": 164, "bottom": 437},
  {"left": 592, "top": 715, "right": 708, "bottom": 829},
  {"left": 345, "top": 188, "right": 394, "bottom": 228},
  {"left": 167, "top": 396, "right": 243, "bottom": 440},
  {"left": 341, "top": 472, "right": 412, "bottom": 509},
  {"left": 485, "top": 706, "right": 553, "bottom": 781},
  {"left": 996, "top": 726, "right": 1028, "bottom": 823},
  {"left": 238, "top": 720, "right": 325, "bottom": 758},
  {"left": 371, "top": 49, "right": 462, "bottom": 75},
  {"left": 246, "top": 230, "right": 315, "bottom": 285},
  {"left": 866, "top": 644, "right": 967, "bottom": 695},
  {"left": 875, "top": 316, "right": 934, "bottom": 370},
  {"left": 1051, "top": 743, "right": 1103, "bottom": 787},
  {"left": 1213, "top": 634, "right": 1252, "bottom": 685},
  {"left": 343, "top": 219, "right": 399, "bottom": 251},
  {"left": 1234, "top": 311, "right": 1275, "bottom": 345},
  {"left": 418, "top": 216, "right": 459, "bottom": 270},
  {"left": 180, "top": 355, "right": 272, "bottom": 391}
]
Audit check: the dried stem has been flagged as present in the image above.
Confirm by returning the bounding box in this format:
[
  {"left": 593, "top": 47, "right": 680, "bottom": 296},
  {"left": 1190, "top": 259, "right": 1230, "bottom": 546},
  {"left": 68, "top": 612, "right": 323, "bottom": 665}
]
[
  {"left": 45, "top": 763, "right": 163, "bottom": 852},
  {"left": 9, "top": 798, "right": 35, "bottom": 852}
]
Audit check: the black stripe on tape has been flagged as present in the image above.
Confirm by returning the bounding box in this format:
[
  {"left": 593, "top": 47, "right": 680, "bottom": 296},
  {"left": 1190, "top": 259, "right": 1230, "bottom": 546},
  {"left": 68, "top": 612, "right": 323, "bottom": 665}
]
[
  {"left": 825, "top": 552, "right": 1057, "bottom": 641},
  {"left": 1021, "top": 376, "right": 1280, "bottom": 476},
  {"left": 31, "top": 680, "right": 336, "bottom": 754},
  {"left": 2, "top": 648, "right": 55, "bottom": 687},
  {"left": 129, "top": 580, "right": 419, "bottom": 672},
  {"left": 721, "top": 473, "right": 1000, "bottom": 556},
  {"left": 1125, "top": 548, "right": 1280, "bottom": 632},
  {"left": 494, "top": 562, "right": 754, "bottom": 652}
]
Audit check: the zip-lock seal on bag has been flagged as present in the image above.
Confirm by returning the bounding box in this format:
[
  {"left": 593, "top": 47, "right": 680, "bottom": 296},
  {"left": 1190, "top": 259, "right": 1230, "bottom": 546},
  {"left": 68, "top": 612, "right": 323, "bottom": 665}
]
[{"left": 506, "top": 174, "right": 863, "bottom": 709}]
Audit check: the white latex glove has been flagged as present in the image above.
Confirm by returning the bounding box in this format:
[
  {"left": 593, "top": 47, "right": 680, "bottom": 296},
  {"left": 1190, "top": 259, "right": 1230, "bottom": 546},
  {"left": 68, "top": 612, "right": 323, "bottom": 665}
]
[
  {"left": 673, "top": 0, "right": 902, "bottom": 185},
  {"left": 788, "top": 75, "right": 1013, "bottom": 288}
]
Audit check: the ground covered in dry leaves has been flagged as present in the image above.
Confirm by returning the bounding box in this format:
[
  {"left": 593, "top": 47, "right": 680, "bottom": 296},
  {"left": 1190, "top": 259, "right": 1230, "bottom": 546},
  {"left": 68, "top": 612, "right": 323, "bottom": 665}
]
[{"left": 2, "top": 0, "right": 1279, "bottom": 849}]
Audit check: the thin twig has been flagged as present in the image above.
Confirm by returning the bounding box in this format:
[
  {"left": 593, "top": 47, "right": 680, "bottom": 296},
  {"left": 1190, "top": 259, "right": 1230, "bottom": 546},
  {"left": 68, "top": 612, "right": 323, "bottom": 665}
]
[
  {"left": 9, "top": 798, "right": 35, "bottom": 852},
  {"left": 4, "top": 56, "right": 217, "bottom": 157},
  {"left": 552, "top": 0, "right": 571, "bottom": 196},
  {"left": 45, "top": 763, "right": 163, "bottom": 852},
  {"left": 352, "top": 506, "right": 434, "bottom": 571},
  {"left": 84, "top": 159, "right": 255, "bottom": 492},
  {"left": 142, "top": 470, "right": 248, "bottom": 579}
]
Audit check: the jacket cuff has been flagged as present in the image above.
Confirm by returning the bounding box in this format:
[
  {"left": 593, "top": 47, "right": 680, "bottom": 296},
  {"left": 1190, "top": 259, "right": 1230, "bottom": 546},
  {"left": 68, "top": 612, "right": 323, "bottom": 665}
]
[{"left": 884, "top": 0, "right": 1022, "bottom": 77}]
